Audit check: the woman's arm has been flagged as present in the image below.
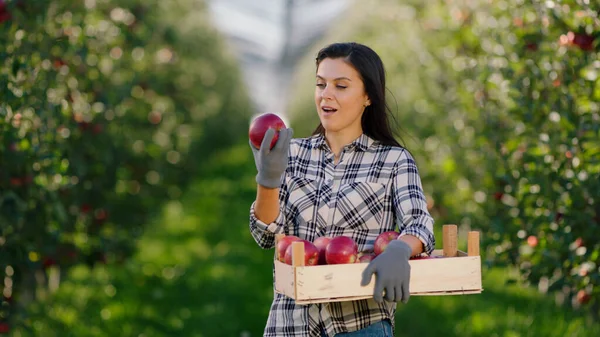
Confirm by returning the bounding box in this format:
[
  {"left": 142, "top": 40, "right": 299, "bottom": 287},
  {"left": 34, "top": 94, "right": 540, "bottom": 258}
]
[
  {"left": 397, "top": 234, "right": 425, "bottom": 257},
  {"left": 255, "top": 185, "right": 281, "bottom": 224},
  {"left": 392, "top": 149, "right": 436, "bottom": 255},
  {"left": 247, "top": 128, "right": 294, "bottom": 249}
]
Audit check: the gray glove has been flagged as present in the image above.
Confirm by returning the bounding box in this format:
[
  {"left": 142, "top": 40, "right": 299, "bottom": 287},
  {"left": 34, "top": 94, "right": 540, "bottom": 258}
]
[
  {"left": 250, "top": 127, "right": 293, "bottom": 188},
  {"left": 361, "top": 240, "right": 412, "bottom": 303}
]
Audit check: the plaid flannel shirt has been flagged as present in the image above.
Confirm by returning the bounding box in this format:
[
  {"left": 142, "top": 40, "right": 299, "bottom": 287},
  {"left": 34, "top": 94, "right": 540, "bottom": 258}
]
[{"left": 249, "top": 133, "right": 436, "bottom": 337}]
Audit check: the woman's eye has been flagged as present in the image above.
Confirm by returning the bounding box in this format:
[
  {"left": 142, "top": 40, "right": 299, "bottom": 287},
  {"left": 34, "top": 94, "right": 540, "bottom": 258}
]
[
  {"left": 316, "top": 83, "right": 325, "bottom": 88},
  {"left": 336, "top": 85, "right": 347, "bottom": 89}
]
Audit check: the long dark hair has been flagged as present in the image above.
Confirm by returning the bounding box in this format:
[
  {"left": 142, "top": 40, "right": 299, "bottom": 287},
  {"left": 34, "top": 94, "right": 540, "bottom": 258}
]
[{"left": 312, "top": 42, "right": 403, "bottom": 148}]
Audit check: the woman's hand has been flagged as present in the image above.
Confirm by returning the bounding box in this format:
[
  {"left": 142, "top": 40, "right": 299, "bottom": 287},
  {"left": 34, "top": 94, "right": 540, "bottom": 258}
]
[
  {"left": 250, "top": 127, "right": 293, "bottom": 189},
  {"left": 361, "top": 239, "right": 412, "bottom": 304}
]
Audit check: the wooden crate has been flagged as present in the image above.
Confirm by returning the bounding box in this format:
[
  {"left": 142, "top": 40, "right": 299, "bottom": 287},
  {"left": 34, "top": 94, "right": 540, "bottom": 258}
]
[{"left": 274, "top": 224, "right": 483, "bottom": 305}]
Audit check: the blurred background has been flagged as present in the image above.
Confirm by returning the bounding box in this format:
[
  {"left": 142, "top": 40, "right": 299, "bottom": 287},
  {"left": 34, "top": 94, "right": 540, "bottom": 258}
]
[{"left": 1, "top": 0, "right": 599, "bottom": 336}]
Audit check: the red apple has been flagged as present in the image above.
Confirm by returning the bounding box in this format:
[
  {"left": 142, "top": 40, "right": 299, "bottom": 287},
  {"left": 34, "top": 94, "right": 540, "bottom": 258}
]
[
  {"left": 249, "top": 113, "right": 286, "bottom": 149},
  {"left": 572, "top": 33, "right": 595, "bottom": 51},
  {"left": 42, "top": 257, "right": 57, "bottom": 269},
  {"left": 0, "top": 0, "right": 10, "bottom": 23},
  {"left": 276, "top": 235, "right": 300, "bottom": 262},
  {"left": 313, "top": 236, "right": 332, "bottom": 265},
  {"left": 357, "top": 253, "right": 376, "bottom": 263},
  {"left": 284, "top": 240, "right": 319, "bottom": 266},
  {"left": 576, "top": 290, "right": 591, "bottom": 304},
  {"left": 527, "top": 235, "right": 538, "bottom": 248},
  {"left": 410, "top": 255, "right": 443, "bottom": 260},
  {"left": 325, "top": 236, "right": 358, "bottom": 264},
  {"left": 373, "top": 231, "right": 400, "bottom": 256},
  {"left": 0, "top": 322, "right": 9, "bottom": 334}
]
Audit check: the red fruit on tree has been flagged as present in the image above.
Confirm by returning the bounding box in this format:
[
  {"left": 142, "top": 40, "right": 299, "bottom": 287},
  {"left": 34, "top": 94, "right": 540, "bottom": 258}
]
[
  {"left": 95, "top": 209, "right": 108, "bottom": 224},
  {"left": 554, "top": 212, "right": 563, "bottom": 223},
  {"left": 249, "top": 113, "right": 286, "bottom": 149},
  {"left": 0, "top": 322, "right": 10, "bottom": 334},
  {"left": 80, "top": 204, "right": 92, "bottom": 213},
  {"left": 0, "top": 0, "right": 11, "bottom": 23},
  {"left": 576, "top": 290, "right": 591, "bottom": 304},
  {"left": 325, "top": 236, "right": 358, "bottom": 264},
  {"left": 373, "top": 231, "right": 400, "bottom": 256},
  {"left": 527, "top": 235, "right": 538, "bottom": 248},
  {"left": 148, "top": 111, "right": 162, "bottom": 124},
  {"left": 42, "top": 257, "right": 57, "bottom": 268},
  {"left": 92, "top": 124, "right": 103, "bottom": 134},
  {"left": 276, "top": 235, "right": 300, "bottom": 262},
  {"left": 284, "top": 239, "right": 319, "bottom": 266},
  {"left": 313, "top": 236, "right": 332, "bottom": 265},
  {"left": 9, "top": 177, "right": 22, "bottom": 186},
  {"left": 572, "top": 33, "right": 595, "bottom": 51},
  {"left": 561, "top": 31, "right": 596, "bottom": 51},
  {"left": 525, "top": 42, "right": 538, "bottom": 51},
  {"left": 53, "top": 59, "right": 66, "bottom": 69}
]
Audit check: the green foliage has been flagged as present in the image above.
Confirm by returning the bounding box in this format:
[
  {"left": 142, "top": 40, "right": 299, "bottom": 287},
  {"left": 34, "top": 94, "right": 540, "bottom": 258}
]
[
  {"left": 287, "top": 0, "right": 599, "bottom": 319},
  {"left": 0, "top": 0, "right": 251, "bottom": 330}
]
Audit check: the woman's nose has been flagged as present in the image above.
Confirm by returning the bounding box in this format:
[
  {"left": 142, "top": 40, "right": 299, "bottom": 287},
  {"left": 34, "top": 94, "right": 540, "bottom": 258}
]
[{"left": 321, "top": 84, "right": 334, "bottom": 100}]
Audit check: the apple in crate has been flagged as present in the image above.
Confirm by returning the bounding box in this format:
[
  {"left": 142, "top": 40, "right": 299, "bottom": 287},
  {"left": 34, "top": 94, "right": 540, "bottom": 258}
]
[
  {"left": 276, "top": 235, "right": 300, "bottom": 262},
  {"left": 411, "top": 255, "right": 444, "bottom": 260},
  {"left": 357, "top": 252, "right": 376, "bottom": 263},
  {"left": 325, "top": 236, "right": 358, "bottom": 264},
  {"left": 284, "top": 240, "right": 319, "bottom": 266},
  {"left": 373, "top": 230, "right": 400, "bottom": 256},
  {"left": 313, "top": 236, "right": 332, "bottom": 265},
  {"left": 249, "top": 113, "right": 286, "bottom": 149}
]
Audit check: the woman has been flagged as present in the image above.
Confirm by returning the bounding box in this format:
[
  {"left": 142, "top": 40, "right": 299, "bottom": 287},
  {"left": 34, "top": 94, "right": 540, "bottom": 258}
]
[{"left": 249, "top": 42, "right": 436, "bottom": 337}]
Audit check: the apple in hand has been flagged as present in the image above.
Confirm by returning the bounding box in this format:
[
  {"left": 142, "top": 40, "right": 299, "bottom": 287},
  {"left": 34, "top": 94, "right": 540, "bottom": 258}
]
[
  {"left": 249, "top": 113, "right": 286, "bottom": 149},
  {"left": 313, "top": 236, "right": 332, "bottom": 265},
  {"left": 276, "top": 235, "right": 300, "bottom": 262},
  {"left": 284, "top": 239, "right": 319, "bottom": 266},
  {"left": 373, "top": 231, "right": 400, "bottom": 256},
  {"left": 326, "top": 236, "right": 358, "bottom": 264}
]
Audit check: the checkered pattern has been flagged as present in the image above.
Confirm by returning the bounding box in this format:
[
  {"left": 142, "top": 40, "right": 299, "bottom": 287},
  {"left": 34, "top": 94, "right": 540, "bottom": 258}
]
[{"left": 249, "top": 133, "right": 436, "bottom": 337}]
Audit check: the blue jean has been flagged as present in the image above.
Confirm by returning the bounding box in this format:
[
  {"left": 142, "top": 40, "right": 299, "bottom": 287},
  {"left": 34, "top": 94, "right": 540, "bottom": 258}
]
[{"left": 321, "top": 320, "right": 393, "bottom": 337}]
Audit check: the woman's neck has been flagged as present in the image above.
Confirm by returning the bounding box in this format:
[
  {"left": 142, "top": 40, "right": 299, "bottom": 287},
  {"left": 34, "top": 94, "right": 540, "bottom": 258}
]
[{"left": 325, "top": 128, "right": 363, "bottom": 163}]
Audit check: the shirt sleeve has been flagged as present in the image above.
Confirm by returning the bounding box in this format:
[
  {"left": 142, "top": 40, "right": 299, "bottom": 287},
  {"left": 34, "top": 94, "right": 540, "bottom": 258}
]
[
  {"left": 392, "top": 149, "right": 436, "bottom": 255},
  {"left": 248, "top": 177, "right": 290, "bottom": 249}
]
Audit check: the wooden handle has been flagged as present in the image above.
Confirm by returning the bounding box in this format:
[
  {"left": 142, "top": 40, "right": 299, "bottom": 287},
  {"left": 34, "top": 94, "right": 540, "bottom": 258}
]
[
  {"left": 291, "top": 241, "right": 305, "bottom": 267},
  {"left": 443, "top": 224, "right": 458, "bottom": 257},
  {"left": 468, "top": 231, "right": 480, "bottom": 256}
]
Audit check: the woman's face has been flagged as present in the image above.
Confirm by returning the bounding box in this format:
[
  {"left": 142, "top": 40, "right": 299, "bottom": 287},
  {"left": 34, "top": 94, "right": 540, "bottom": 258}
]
[{"left": 314, "top": 57, "right": 370, "bottom": 135}]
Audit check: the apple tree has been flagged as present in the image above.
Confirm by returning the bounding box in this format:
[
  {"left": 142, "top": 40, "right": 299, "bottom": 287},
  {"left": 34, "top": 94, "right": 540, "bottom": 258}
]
[{"left": 0, "top": 0, "right": 250, "bottom": 331}]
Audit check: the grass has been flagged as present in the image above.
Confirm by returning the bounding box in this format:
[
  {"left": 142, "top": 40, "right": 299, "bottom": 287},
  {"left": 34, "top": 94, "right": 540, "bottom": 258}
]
[{"left": 14, "top": 142, "right": 599, "bottom": 337}]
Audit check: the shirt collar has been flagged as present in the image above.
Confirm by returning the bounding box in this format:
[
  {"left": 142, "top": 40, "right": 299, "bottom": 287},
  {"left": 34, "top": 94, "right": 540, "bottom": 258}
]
[{"left": 311, "top": 133, "right": 375, "bottom": 152}]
